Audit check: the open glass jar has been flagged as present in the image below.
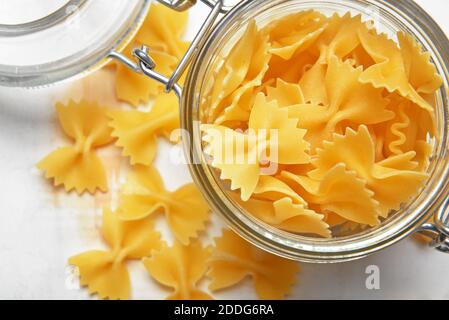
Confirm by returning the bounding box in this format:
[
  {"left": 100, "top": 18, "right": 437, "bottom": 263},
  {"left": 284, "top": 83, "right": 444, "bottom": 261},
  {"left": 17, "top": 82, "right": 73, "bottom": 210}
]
[
  {"left": 2, "top": 0, "right": 449, "bottom": 263},
  {"left": 154, "top": 0, "right": 449, "bottom": 263}
]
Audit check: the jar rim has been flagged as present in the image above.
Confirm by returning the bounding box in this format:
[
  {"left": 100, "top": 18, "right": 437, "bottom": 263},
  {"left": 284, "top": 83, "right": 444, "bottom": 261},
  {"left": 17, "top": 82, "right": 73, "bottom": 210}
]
[{"left": 182, "top": 0, "right": 449, "bottom": 262}]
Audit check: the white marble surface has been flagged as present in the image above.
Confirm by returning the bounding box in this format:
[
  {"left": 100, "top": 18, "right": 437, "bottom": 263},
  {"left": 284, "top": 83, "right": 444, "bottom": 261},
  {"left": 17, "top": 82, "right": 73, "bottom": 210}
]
[{"left": 0, "top": 0, "right": 448, "bottom": 300}]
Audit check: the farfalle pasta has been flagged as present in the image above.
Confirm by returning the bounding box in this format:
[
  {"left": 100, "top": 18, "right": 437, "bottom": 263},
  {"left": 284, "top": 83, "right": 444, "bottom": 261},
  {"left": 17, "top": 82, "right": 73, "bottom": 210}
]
[
  {"left": 201, "top": 11, "right": 442, "bottom": 237},
  {"left": 117, "top": 165, "right": 210, "bottom": 245},
  {"left": 235, "top": 195, "right": 331, "bottom": 237},
  {"left": 109, "top": 92, "right": 179, "bottom": 165},
  {"left": 143, "top": 241, "right": 212, "bottom": 300},
  {"left": 291, "top": 55, "right": 394, "bottom": 149},
  {"left": 37, "top": 100, "right": 114, "bottom": 194},
  {"left": 203, "top": 93, "right": 310, "bottom": 201},
  {"left": 309, "top": 126, "right": 428, "bottom": 217},
  {"left": 282, "top": 163, "right": 380, "bottom": 226},
  {"left": 69, "top": 208, "right": 162, "bottom": 300},
  {"left": 204, "top": 20, "right": 271, "bottom": 124},
  {"left": 266, "top": 10, "right": 328, "bottom": 60},
  {"left": 208, "top": 230, "right": 300, "bottom": 299},
  {"left": 358, "top": 27, "right": 440, "bottom": 113}
]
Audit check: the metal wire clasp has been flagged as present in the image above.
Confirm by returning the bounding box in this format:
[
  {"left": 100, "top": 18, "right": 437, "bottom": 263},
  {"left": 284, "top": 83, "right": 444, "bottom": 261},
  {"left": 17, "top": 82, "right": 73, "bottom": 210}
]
[
  {"left": 416, "top": 198, "right": 449, "bottom": 253},
  {"left": 158, "top": 0, "right": 197, "bottom": 11},
  {"left": 108, "top": 0, "right": 226, "bottom": 100},
  {"left": 158, "top": 0, "right": 234, "bottom": 13}
]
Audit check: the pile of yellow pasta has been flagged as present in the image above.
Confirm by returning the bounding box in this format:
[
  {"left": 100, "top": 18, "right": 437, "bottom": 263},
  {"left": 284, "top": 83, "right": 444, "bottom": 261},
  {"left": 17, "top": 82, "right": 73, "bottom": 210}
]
[
  {"left": 201, "top": 11, "right": 442, "bottom": 237},
  {"left": 37, "top": 3, "right": 299, "bottom": 300}
]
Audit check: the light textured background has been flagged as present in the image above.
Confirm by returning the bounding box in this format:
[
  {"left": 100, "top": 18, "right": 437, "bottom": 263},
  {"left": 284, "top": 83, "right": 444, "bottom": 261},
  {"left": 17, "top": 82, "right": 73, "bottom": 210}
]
[{"left": 0, "top": 0, "right": 448, "bottom": 300}]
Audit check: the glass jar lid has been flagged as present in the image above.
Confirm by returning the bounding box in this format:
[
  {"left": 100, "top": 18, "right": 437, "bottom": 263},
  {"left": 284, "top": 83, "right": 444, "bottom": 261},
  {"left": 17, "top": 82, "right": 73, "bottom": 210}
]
[{"left": 0, "top": 0, "right": 149, "bottom": 87}]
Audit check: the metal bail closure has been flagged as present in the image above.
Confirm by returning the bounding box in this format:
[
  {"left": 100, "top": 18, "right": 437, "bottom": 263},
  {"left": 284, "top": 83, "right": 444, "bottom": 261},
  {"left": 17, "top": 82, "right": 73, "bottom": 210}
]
[
  {"left": 417, "top": 198, "right": 449, "bottom": 253},
  {"left": 158, "top": 0, "right": 197, "bottom": 11},
  {"left": 158, "top": 0, "right": 233, "bottom": 13},
  {"left": 108, "top": 0, "right": 226, "bottom": 101}
]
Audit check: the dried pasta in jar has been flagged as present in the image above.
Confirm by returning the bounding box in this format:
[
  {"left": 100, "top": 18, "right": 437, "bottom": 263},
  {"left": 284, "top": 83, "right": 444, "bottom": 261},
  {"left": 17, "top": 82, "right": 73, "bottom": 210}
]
[{"left": 200, "top": 10, "right": 442, "bottom": 238}]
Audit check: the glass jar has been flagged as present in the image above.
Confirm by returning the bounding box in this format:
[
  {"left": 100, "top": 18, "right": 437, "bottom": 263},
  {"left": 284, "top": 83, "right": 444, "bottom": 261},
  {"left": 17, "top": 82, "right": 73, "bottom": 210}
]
[
  {"left": 178, "top": 0, "right": 449, "bottom": 263},
  {"left": 2, "top": 0, "right": 449, "bottom": 263}
]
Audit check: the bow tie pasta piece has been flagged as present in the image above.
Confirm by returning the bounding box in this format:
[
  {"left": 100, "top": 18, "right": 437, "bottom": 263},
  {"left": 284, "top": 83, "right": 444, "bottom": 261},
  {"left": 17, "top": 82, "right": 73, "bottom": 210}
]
[
  {"left": 372, "top": 151, "right": 419, "bottom": 171},
  {"left": 208, "top": 230, "right": 300, "bottom": 299},
  {"left": 293, "top": 55, "right": 393, "bottom": 151},
  {"left": 298, "top": 52, "right": 328, "bottom": 106},
  {"left": 113, "top": 3, "right": 190, "bottom": 106},
  {"left": 214, "top": 43, "right": 271, "bottom": 125},
  {"left": 304, "top": 13, "right": 368, "bottom": 64},
  {"left": 272, "top": 198, "right": 330, "bottom": 237},
  {"left": 109, "top": 92, "right": 179, "bottom": 166},
  {"left": 143, "top": 241, "right": 212, "bottom": 300},
  {"left": 207, "top": 20, "right": 258, "bottom": 122},
  {"left": 232, "top": 193, "right": 330, "bottom": 237},
  {"left": 281, "top": 164, "right": 381, "bottom": 226},
  {"left": 207, "top": 20, "right": 272, "bottom": 124},
  {"left": 208, "top": 21, "right": 257, "bottom": 122},
  {"left": 398, "top": 32, "right": 443, "bottom": 95},
  {"left": 118, "top": 165, "right": 210, "bottom": 245},
  {"left": 358, "top": 27, "right": 441, "bottom": 113},
  {"left": 253, "top": 175, "right": 306, "bottom": 205},
  {"left": 260, "top": 11, "right": 326, "bottom": 84},
  {"left": 293, "top": 56, "right": 393, "bottom": 140},
  {"left": 375, "top": 150, "right": 432, "bottom": 183},
  {"left": 263, "top": 49, "right": 317, "bottom": 84},
  {"left": 266, "top": 79, "right": 305, "bottom": 107},
  {"left": 322, "top": 14, "right": 369, "bottom": 60},
  {"left": 248, "top": 93, "right": 310, "bottom": 164},
  {"left": 37, "top": 100, "right": 114, "bottom": 194},
  {"left": 251, "top": 198, "right": 331, "bottom": 237},
  {"left": 68, "top": 208, "right": 162, "bottom": 300},
  {"left": 310, "top": 125, "right": 428, "bottom": 216},
  {"left": 263, "top": 10, "right": 326, "bottom": 43},
  {"left": 202, "top": 125, "right": 260, "bottom": 201},
  {"left": 213, "top": 22, "right": 271, "bottom": 125},
  {"left": 311, "top": 12, "right": 351, "bottom": 55},
  {"left": 264, "top": 10, "right": 328, "bottom": 60},
  {"left": 270, "top": 24, "right": 325, "bottom": 61},
  {"left": 202, "top": 93, "right": 310, "bottom": 201}
]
